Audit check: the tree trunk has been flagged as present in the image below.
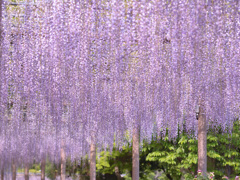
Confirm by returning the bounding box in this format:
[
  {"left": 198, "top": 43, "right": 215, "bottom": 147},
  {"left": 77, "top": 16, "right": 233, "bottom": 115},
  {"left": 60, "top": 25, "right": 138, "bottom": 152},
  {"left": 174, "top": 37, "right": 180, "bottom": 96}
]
[
  {"left": 198, "top": 105, "right": 207, "bottom": 175},
  {"left": 90, "top": 141, "right": 96, "bottom": 180},
  {"left": 0, "top": 0, "right": 3, "bottom": 117},
  {"left": 24, "top": 163, "right": 29, "bottom": 180},
  {"left": 0, "top": 0, "right": 2, "bottom": 44},
  {"left": 11, "top": 161, "right": 16, "bottom": 180},
  {"left": 132, "top": 127, "right": 139, "bottom": 180},
  {"left": 61, "top": 140, "right": 66, "bottom": 180},
  {"left": 115, "top": 166, "right": 121, "bottom": 180},
  {"left": 0, "top": 0, "right": 2, "bottom": 47},
  {"left": 41, "top": 157, "right": 46, "bottom": 180},
  {"left": 0, "top": 0, "right": 2, "bottom": 176},
  {"left": 1, "top": 168, "right": 4, "bottom": 180}
]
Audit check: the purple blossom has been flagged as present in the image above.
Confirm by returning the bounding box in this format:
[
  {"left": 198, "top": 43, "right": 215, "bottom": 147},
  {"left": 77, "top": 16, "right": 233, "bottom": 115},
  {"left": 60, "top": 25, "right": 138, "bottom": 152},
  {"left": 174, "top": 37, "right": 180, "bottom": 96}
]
[{"left": 0, "top": 0, "right": 239, "bottom": 169}]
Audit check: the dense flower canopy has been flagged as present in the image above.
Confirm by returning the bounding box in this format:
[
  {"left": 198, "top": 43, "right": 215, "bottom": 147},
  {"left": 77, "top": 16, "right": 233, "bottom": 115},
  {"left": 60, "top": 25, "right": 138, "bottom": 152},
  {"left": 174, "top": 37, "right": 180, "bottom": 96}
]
[{"left": 0, "top": 0, "right": 239, "bottom": 169}]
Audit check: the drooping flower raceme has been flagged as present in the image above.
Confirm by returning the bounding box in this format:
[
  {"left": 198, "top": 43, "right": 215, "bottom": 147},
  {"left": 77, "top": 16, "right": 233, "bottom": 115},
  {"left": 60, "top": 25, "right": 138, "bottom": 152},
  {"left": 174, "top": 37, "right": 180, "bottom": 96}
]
[{"left": 0, "top": 0, "right": 239, "bottom": 169}]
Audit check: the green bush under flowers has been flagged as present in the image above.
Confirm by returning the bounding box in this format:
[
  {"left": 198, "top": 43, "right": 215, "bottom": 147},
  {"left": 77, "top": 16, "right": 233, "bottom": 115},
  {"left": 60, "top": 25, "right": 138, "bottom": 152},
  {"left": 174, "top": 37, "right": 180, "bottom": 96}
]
[
  {"left": 93, "top": 120, "right": 240, "bottom": 179},
  {"left": 141, "top": 120, "right": 240, "bottom": 179},
  {"left": 45, "top": 160, "right": 58, "bottom": 180},
  {"left": 27, "top": 120, "right": 240, "bottom": 179}
]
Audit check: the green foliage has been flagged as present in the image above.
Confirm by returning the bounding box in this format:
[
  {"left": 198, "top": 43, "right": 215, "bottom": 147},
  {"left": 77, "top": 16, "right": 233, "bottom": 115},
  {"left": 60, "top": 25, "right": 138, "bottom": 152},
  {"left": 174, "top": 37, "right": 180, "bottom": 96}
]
[
  {"left": 29, "top": 169, "right": 40, "bottom": 173},
  {"left": 96, "top": 151, "right": 111, "bottom": 171},
  {"left": 45, "top": 160, "right": 57, "bottom": 180},
  {"left": 96, "top": 143, "right": 132, "bottom": 178},
  {"left": 141, "top": 169, "right": 156, "bottom": 180},
  {"left": 142, "top": 120, "right": 240, "bottom": 179},
  {"left": 58, "top": 120, "right": 240, "bottom": 180},
  {"left": 207, "top": 121, "right": 240, "bottom": 179},
  {"left": 143, "top": 133, "right": 198, "bottom": 179},
  {"left": 31, "top": 163, "right": 41, "bottom": 171},
  {"left": 77, "top": 156, "right": 90, "bottom": 178}
]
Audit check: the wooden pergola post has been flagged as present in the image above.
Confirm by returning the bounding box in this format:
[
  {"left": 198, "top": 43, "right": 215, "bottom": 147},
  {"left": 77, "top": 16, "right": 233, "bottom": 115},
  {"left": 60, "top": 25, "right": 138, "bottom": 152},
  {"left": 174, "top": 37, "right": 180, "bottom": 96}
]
[
  {"left": 11, "top": 160, "right": 16, "bottom": 180},
  {"left": 90, "top": 136, "right": 96, "bottom": 180},
  {"left": 132, "top": 126, "right": 139, "bottom": 180},
  {"left": 24, "top": 162, "right": 29, "bottom": 180},
  {"left": 61, "top": 140, "right": 66, "bottom": 180},
  {"left": 41, "top": 156, "right": 46, "bottom": 180},
  {"left": 1, "top": 167, "right": 4, "bottom": 180},
  {"left": 198, "top": 105, "right": 207, "bottom": 175}
]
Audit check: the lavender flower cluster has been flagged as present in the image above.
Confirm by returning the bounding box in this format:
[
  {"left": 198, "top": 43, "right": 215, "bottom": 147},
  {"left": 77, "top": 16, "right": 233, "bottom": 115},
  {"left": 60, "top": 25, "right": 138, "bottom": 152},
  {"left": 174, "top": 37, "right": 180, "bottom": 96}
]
[{"left": 0, "top": 0, "right": 239, "bottom": 169}]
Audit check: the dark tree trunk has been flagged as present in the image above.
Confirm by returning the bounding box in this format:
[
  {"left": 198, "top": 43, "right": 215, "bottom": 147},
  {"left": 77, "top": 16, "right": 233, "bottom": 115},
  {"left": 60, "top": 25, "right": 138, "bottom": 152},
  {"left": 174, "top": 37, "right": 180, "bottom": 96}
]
[
  {"left": 1, "top": 167, "right": 4, "bottom": 180},
  {"left": 24, "top": 163, "right": 29, "bottom": 180},
  {"left": 198, "top": 104, "right": 207, "bottom": 175},
  {"left": 61, "top": 140, "right": 66, "bottom": 180},
  {"left": 12, "top": 160, "right": 16, "bottom": 180},
  {"left": 0, "top": 0, "right": 3, "bottom": 115},
  {"left": 90, "top": 141, "right": 96, "bottom": 180},
  {"left": 41, "top": 156, "right": 46, "bottom": 180},
  {"left": 132, "top": 127, "right": 139, "bottom": 180},
  {"left": 114, "top": 166, "right": 121, "bottom": 180}
]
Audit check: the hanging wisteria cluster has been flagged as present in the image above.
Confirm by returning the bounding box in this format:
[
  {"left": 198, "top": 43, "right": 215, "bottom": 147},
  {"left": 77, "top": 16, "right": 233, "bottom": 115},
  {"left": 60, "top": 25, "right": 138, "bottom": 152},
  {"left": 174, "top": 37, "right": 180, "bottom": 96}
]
[{"left": 0, "top": 0, "right": 239, "bottom": 170}]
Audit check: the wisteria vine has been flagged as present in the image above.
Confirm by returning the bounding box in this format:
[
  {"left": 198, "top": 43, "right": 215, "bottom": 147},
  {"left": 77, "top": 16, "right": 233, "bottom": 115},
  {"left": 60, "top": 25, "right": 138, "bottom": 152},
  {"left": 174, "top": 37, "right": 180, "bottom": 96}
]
[{"left": 0, "top": 0, "right": 239, "bottom": 169}]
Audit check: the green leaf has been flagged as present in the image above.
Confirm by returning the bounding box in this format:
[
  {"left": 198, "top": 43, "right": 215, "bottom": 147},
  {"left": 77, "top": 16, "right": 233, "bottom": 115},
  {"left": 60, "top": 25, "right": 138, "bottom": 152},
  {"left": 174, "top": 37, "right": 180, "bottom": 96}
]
[{"left": 179, "top": 136, "right": 188, "bottom": 145}]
